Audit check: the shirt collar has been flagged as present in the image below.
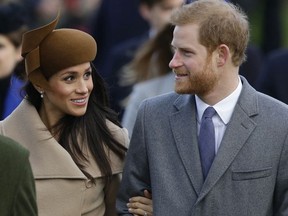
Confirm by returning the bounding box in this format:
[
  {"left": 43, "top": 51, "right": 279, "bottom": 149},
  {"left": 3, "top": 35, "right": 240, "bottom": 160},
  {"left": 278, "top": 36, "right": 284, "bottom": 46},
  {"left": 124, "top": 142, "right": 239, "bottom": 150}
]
[{"left": 196, "top": 76, "right": 242, "bottom": 124}]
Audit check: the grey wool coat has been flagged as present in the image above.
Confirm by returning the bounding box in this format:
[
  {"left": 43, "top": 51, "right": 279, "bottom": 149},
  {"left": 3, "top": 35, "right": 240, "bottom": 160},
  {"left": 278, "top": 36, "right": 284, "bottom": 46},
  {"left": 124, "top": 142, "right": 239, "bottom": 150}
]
[{"left": 117, "top": 77, "right": 288, "bottom": 216}]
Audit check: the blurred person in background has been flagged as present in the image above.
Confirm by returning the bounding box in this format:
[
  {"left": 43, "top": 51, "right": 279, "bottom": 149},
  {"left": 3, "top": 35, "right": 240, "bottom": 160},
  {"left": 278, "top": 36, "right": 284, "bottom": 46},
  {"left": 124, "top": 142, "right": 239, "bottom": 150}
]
[
  {"left": 0, "top": 3, "right": 29, "bottom": 120},
  {"left": 61, "top": 0, "right": 102, "bottom": 32},
  {"left": 121, "top": 24, "right": 175, "bottom": 136},
  {"left": 105, "top": 0, "right": 183, "bottom": 119},
  {"left": 33, "top": 0, "right": 64, "bottom": 26},
  {"left": 90, "top": 0, "right": 149, "bottom": 73},
  {"left": 224, "top": 0, "right": 263, "bottom": 87},
  {"left": 256, "top": 48, "right": 288, "bottom": 104}
]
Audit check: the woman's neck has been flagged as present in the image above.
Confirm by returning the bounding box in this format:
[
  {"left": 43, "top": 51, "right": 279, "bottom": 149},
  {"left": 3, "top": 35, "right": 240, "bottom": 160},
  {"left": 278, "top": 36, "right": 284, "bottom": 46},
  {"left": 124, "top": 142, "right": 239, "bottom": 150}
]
[{"left": 38, "top": 103, "right": 61, "bottom": 135}]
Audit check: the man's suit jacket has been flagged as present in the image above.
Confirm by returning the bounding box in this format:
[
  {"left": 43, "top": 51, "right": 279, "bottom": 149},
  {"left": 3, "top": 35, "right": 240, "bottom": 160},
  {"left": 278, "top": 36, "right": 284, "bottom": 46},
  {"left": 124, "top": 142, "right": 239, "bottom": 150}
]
[
  {"left": 117, "top": 77, "right": 288, "bottom": 215},
  {"left": 0, "top": 135, "right": 37, "bottom": 216}
]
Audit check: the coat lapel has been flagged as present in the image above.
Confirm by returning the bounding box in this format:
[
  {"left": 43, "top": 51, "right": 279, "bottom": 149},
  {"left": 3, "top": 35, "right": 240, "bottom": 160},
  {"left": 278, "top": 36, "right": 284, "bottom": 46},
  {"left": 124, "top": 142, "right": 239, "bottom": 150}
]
[
  {"left": 2, "top": 100, "right": 87, "bottom": 179},
  {"left": 169, "top": 95, "right": 204, "bottom": 196},
  {"left": 197, "top": 77, "right": 259, "bottom": 202}
]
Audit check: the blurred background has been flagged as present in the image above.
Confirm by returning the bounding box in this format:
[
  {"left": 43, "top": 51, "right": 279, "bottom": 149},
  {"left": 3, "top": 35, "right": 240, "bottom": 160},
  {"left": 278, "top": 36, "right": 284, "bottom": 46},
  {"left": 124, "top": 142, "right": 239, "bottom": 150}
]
[
  {"left": 1, "top": 0, "right": 287, "bottom": 54},
  {"left": 1, "top": 0, "right": 288, "bottom": 122}
]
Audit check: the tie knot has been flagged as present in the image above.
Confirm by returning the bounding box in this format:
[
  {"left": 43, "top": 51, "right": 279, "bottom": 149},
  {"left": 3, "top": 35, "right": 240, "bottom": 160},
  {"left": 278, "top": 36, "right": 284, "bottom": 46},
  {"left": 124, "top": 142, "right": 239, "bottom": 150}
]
[{"left": 202, "top": 107, "right": 216, "bottom": 119}]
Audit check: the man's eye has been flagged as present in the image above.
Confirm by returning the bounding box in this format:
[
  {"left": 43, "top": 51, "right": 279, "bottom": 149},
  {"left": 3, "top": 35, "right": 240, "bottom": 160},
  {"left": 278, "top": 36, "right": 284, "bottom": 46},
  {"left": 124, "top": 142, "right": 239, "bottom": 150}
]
[{"left": 183, "top": 50, "right": 193, "bottom": 57}]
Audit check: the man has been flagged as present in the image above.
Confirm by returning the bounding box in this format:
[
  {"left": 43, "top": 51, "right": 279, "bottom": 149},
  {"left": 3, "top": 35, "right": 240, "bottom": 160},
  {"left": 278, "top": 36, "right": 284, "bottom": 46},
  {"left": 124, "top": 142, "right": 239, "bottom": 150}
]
[
  {"left": 117, "top": 0, "right": 288, "bottom": 215},
  {"left": 0, "top": 135, "right": 37, "bottom": 215}
]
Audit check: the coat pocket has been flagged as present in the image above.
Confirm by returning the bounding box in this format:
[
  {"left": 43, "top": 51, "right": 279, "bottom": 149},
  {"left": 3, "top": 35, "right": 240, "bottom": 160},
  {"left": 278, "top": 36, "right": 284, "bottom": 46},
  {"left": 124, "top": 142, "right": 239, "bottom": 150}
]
[{"left": 232, "top": 167, "right": 272, "bottom": 181}]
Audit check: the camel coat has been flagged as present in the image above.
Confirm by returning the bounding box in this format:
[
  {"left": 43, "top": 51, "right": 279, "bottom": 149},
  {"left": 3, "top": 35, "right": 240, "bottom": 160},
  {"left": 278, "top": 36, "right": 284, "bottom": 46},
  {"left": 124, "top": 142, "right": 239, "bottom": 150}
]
[{"left": 0, "top": 100, "right": 129, "bottom": 216}]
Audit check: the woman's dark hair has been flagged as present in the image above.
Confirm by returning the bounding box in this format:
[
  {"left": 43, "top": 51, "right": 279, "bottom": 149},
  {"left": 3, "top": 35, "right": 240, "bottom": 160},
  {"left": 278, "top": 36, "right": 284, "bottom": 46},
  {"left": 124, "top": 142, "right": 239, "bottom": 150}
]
[
  {"left": 25, "top": 63, "right": 127, "bottom": 184},
  {"left": 120, "top": 24, "right": 174, "bottom": 86}
]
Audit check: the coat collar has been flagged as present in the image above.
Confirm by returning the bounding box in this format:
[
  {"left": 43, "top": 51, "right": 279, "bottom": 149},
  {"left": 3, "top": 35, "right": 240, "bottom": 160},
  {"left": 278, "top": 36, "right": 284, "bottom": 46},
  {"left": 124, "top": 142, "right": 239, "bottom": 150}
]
[
  {"left": 3, "top": 100, "right": 86, "bottom": 179},
  {"left": 1, "top": 100, "right": 127, "bottom": 179},
  {"left": 169, "top": 76, "right": 259, "bottom": 199},
  {"left": 197, "top": 77, "right": 258, "bottom": 201},
  {"left": 170, "top": 94, "right": 204, "bottom": 196}
]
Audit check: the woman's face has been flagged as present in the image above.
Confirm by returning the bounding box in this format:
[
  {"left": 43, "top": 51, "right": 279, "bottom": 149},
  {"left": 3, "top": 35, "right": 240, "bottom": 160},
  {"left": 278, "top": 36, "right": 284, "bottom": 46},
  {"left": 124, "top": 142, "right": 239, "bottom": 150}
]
[
  {"left": 41, "top": 62, "right": 93, "bottom": 122},
  {"left": 0, "top": 34, "right": 21, "bottom": 78}
]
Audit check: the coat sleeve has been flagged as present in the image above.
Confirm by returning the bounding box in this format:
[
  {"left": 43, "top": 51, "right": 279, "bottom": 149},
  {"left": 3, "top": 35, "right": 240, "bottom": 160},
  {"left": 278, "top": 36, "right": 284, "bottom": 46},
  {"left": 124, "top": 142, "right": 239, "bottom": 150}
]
[
  {"left": 274, "top": 133, "right": 288, "bottom": 215},
  {"left": 13, "top": 152, "right": 38, "bottom": 216},
  {"left": 116, "top": 100, "right": 151, "bottom": 215}
]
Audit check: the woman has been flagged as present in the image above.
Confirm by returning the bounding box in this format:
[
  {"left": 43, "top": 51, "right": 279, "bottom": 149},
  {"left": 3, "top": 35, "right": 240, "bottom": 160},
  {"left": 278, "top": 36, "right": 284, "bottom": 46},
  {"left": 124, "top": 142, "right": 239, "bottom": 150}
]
[
  {"left": 0, "top": 14, "right": 152, "bottom": 216},
  {"left": 0, "top": 3, "right": 28, "bottom": 120}
]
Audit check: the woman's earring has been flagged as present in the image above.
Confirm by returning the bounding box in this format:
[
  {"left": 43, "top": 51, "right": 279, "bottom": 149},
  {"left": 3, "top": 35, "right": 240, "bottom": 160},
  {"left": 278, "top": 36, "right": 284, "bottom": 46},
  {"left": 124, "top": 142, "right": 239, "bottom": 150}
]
[{"left": 40, "top": 91, "right": 44, "bottom": 98}]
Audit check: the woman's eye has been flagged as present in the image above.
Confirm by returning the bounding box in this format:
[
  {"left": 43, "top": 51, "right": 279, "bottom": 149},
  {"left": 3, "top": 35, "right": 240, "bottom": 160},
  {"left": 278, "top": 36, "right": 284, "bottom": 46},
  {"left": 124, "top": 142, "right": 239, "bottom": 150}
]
[
  {"left": 84, "top": 71, "right": 92, "bottom": 79},
  {"left": 64, "top": 76, "right": 74, "bottom": 81}
]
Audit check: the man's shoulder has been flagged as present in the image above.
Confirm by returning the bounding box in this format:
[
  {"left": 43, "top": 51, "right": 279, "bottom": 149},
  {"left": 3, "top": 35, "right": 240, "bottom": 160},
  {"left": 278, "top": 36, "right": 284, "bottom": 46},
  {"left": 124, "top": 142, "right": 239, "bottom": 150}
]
[
  {"left": 140, "top": 92, "right": 187, "bottom": 112},
  {"left": 257, "top": 91, "right": 288, "bottom": 116},
  {"left": 145, "top": 91, "right": 179, "bottom": 103},
  {"left": 0, "top": 135, "right": 29, "bottom": 162}
]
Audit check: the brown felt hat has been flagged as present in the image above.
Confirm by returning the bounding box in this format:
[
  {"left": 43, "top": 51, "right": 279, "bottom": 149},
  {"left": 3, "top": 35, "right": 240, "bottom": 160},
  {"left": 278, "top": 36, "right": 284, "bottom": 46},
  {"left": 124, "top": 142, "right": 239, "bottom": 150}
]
[{"left": 21, "top": 13, "right": 97, "bottom": 89}]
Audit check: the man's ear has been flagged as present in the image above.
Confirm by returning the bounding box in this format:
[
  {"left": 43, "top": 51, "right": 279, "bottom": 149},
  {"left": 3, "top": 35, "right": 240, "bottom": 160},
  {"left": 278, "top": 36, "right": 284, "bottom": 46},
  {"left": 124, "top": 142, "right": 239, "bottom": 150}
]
[{"left": 216, "top": 44, "right": 229, "bottom": 67}]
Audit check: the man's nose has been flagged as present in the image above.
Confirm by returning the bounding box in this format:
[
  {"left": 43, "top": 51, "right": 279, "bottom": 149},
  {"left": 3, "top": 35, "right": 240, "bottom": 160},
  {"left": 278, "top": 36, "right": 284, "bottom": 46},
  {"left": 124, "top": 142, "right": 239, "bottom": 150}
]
[{"left": 169, "top": 51, "right": 182, "bottom": 69}]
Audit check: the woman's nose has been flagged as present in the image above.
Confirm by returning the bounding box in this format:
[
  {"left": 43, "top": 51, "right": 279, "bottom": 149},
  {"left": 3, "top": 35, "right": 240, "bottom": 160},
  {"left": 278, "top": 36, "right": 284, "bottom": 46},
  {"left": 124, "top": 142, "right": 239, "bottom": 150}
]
[{"left": 76, "top": 79, "right": 89, "bottom": 94}]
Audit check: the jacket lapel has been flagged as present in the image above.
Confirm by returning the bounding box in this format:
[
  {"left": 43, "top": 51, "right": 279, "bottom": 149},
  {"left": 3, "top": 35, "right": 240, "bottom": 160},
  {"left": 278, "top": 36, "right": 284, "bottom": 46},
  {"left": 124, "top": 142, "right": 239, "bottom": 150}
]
[
  {"left": 197, "top": 77, "right": 259, "bottom": 202},
  {"left": 2, "top": 100, "right": 87, "bottom": 179},
  {"left": 169, "top": 95, "right": 204, "bottom": 196}
]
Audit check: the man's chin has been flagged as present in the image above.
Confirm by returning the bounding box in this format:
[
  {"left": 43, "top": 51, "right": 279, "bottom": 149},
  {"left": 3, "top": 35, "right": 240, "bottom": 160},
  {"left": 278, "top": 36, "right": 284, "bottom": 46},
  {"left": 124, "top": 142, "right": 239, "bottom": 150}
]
[{"left": 174, "top": 87, "right": 195, "bottom": 95}]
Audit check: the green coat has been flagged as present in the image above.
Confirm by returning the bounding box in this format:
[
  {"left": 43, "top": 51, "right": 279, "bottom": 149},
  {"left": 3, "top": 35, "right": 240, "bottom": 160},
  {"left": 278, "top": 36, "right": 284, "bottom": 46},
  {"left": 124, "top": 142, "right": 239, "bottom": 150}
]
[{"left": 0, "top": 135, "right": 37, "bottom": 215}]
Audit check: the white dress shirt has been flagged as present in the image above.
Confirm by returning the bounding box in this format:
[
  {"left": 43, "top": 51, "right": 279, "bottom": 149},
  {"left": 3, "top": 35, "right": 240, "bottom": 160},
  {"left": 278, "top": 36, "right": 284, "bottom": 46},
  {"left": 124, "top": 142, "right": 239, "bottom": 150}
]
[{"left": 195, "top": 77, "right": 242, "bottom": 153}]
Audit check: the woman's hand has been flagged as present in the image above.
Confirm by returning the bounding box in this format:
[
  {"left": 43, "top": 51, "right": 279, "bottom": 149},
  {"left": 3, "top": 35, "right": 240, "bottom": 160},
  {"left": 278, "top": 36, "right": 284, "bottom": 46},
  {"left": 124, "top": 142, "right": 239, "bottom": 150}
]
[{"left": 127, "top": 190, "right": 153, "bottom": 216}]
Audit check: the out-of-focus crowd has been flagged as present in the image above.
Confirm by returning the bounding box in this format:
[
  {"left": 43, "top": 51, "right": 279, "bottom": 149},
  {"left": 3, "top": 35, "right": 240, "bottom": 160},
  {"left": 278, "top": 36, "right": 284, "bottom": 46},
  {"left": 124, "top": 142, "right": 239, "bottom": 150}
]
[{"left": 1, "top": 0, "right": 288, "bottom": 133}]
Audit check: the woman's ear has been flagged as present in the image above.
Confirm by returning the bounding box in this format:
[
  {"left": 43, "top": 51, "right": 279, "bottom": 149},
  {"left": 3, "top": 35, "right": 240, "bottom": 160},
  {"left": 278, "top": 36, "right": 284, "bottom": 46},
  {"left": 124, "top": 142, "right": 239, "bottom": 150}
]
[
  {"left": 216, "top": 44, "right": 229, "bottom": 67},
  {"left": 33, "top": 83, "right": 44, "bottom": 94},
  {"left": 15, "top": 46, "right": 23, "bottom": 62}
]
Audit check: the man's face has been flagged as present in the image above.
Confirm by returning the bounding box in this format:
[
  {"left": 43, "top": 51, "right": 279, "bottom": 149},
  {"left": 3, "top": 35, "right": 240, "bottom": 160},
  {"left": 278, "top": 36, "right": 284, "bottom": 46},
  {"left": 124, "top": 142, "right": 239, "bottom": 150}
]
[
  {"left": 145, "top": 0, "right": 184, "bottom": 33},
  {"left": 169, "top": 24, "right": 220, "bottom": 96}
]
